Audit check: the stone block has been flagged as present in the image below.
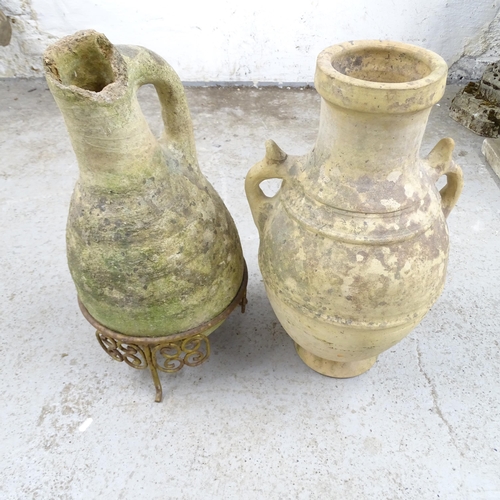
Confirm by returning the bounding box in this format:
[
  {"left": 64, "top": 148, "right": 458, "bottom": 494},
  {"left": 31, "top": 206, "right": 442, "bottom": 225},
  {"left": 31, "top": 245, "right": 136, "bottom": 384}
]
[
  {"left": 482, "top": 137, "right": 500, "bottom": 180},
  {"left": 449, "top": 61, "right": 500, "bottom": 137}
]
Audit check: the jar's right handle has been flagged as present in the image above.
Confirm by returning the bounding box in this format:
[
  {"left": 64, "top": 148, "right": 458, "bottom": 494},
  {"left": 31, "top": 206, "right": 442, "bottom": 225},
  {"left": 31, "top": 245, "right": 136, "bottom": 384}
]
[
  {"left": 426, "top": 138, "right": 464, "bottom": 218},
  {"left": 119, "top": 44, "right": 197, "bottom": 166}
]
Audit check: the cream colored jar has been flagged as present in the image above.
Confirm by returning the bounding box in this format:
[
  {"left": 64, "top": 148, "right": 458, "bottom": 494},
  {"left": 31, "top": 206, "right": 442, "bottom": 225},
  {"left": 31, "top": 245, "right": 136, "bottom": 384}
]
[{"left": 246, "top": 41, "right": 463, "bottom": 377}]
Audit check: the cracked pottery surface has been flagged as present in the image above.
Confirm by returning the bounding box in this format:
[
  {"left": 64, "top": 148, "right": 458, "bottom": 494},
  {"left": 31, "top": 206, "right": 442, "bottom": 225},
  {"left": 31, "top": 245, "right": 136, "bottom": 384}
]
[
  {"left": 43, "top": 31, "right": 244, "bottom": 336},
  {"left": 246, "top": 41, "right": 464, "bottom": 377}
]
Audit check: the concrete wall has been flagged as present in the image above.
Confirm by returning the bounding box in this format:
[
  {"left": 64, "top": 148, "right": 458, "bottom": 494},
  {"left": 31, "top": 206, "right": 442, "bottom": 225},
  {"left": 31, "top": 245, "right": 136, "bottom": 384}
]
[
  {"left": 449, "top": 9, "right": 500, "bottom": 83},
  {"left": 1, "top": 0, "right": 499, "bottom": 82}
]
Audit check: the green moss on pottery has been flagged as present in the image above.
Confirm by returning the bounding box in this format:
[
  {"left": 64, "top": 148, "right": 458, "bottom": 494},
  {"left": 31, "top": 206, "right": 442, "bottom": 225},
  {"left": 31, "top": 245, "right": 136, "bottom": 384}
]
[{"left": 44, "top": 30, "right": 244, "bottom": 336}]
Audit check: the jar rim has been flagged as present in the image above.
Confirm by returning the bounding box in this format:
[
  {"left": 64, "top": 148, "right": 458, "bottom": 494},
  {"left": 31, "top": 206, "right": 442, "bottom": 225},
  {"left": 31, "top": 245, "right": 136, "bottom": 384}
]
[{"left": 315, "top": 40, "right": 448, "bottom": 113}]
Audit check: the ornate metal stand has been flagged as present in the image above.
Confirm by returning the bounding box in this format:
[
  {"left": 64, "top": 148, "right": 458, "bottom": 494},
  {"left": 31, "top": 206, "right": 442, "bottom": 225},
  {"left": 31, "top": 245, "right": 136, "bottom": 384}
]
[{"left": 78, "top": 263, "right": 248, "bottom": 402}]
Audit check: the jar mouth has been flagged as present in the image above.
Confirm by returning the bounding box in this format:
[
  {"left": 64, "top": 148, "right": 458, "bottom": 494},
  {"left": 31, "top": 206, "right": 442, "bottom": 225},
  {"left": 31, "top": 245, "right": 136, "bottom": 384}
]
[
  {"left": 43, "top": 30, "right": 127, "bottom": 100},
  {"left": 315, "top": 40, "right": 448, "bottom": 113},
  {"left": 331, "top": 47, "right": 433, "bottom": 84}
]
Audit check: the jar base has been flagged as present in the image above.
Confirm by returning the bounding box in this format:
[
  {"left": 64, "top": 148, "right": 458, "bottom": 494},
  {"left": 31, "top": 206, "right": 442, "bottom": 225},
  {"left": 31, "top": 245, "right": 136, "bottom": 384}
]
[{"left": 294, "top": 343, "right": 377, "bottom": 378}]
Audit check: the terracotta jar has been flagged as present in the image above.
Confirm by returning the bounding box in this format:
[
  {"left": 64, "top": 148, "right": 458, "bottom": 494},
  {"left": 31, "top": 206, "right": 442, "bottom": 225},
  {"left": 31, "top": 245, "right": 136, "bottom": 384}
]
[
  {"left": 44, "top": 31, "right": 244, "bottom": 337},
  {"left": 246, "top": 41, "right": 463, "bottom": 377}
]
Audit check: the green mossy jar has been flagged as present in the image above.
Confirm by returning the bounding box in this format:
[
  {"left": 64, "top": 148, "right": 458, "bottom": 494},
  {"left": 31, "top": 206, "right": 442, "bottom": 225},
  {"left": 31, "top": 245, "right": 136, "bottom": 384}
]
[{"left": 44, "top": 30, "right": 244, "bottom": 337}]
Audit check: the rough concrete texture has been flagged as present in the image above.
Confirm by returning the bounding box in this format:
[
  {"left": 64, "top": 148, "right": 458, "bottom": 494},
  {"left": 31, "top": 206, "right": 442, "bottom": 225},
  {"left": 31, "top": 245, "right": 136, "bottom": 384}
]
[
  {"left": 0, "top": 80, "right": 499, "bottom": 499},
  {"left": 449, "top": 8, "right": 500, "bottom": 83}
]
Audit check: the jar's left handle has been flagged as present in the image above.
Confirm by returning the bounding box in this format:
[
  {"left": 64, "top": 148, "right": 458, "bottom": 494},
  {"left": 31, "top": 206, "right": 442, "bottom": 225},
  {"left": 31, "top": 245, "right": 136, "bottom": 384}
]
[{"left": 245, "top": 140, "right": 289, "bottom": 235}]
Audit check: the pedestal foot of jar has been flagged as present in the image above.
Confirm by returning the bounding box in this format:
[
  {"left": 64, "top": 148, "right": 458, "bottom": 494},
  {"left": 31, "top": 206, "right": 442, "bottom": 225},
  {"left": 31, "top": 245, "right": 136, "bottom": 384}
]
[{"left": 294, "top": 343, "right": 377, "bottom": 378}]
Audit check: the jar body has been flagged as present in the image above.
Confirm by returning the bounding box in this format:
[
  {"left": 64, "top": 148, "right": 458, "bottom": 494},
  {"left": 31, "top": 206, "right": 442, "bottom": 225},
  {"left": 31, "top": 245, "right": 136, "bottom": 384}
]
[{"left": 259, "top": 172, "right": 449, "bottom": 374}]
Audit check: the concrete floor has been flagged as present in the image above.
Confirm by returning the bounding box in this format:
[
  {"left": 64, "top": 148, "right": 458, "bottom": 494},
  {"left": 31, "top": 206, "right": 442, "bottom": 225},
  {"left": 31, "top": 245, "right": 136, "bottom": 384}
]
[{"left": 1, "top": 79, "right": 499, "bottom": 499}]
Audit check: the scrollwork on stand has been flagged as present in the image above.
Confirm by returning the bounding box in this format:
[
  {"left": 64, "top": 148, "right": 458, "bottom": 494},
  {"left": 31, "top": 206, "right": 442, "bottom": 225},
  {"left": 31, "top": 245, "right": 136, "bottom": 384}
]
[
  {"left": 82, "top": 262, "right": 248, "bottom": 402},
  {"left": 153, "top": 342, "right": 184, "bottom": 373},
  {"left": 95, "top": 331, "right": 211, "bottom": 402},
  {"left": 152, "top": 334, "right": 210, "bottom": 373},
  {"left": 96, "top": 333, "right": 148, "bottom": 369}
]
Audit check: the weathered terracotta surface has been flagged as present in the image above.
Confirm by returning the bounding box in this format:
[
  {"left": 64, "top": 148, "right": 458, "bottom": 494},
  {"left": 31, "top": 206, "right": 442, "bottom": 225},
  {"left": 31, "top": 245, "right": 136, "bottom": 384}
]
[
  {"left": 246, "top": 40, "right": 463, "bottom": 377},
  {"left": 44, "top": 30, "right": 244, "bottom": 337}
]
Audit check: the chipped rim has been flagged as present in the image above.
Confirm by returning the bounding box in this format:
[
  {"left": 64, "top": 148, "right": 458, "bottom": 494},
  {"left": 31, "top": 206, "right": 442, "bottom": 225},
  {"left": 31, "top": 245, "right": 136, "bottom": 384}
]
[
  {"left": 315, "top": 40, "right": 448, "bottom": 114},
  {"left": 43, "top": 29, "right": 128, "bottom": 101}
]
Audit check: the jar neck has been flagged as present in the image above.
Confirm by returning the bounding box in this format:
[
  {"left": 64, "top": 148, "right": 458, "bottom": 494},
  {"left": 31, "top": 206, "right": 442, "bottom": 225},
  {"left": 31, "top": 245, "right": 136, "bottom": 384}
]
[
  {"left": 314, "top": 100, "right": 430, "bottom": 174},
  {"left": 299, "top": 100, "right": 433, "bottom": 213},
  {"left": 51, "top": 85, "right": 164, "bottom": 193}
]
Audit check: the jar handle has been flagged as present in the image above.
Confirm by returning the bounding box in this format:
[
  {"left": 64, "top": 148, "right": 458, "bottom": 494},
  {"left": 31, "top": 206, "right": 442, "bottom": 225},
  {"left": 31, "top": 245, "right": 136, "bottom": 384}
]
[
  {"left": 245, "top": 140, "right": 289, "bottom": 234},
  {"left": 425, "top": 138, "right": 464, "bottom": 219},
  {"left": 119, "top": 45, "right": 197, "bottom": 165}
]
